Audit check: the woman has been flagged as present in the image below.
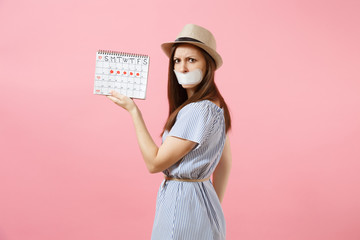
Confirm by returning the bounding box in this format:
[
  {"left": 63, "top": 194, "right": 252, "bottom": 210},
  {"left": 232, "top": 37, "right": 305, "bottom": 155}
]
[{"left": 107, "top": 24, "right": 232, "bottom": 240}]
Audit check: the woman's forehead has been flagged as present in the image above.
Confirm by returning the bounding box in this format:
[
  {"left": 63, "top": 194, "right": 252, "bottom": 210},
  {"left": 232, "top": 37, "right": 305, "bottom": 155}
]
[{"left": 174, "top": 44, "right": 202, "bottom": 57}]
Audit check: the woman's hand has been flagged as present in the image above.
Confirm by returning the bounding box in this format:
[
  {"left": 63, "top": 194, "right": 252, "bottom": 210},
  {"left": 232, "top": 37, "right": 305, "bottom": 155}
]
[{"left": 106, "top": 90, "right": 137, "bottom": 113}]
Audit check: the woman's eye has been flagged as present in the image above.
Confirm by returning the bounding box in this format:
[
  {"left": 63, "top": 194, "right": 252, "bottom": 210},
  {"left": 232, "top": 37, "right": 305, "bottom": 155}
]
[
  {"left": 189, "top": 58, "right": 196, "bottom": 63},
  {"left": 174, "top": 59, "right": 180, "bottom": 63}
]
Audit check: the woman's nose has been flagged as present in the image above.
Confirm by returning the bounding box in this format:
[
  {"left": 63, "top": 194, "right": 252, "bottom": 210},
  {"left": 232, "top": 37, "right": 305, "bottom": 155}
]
[{"left": 179, "top": 62, "right": 188, "bottom": 73}]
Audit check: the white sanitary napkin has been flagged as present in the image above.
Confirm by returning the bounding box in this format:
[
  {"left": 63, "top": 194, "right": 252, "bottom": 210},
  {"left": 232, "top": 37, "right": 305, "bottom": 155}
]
[{"left": 173, "top": 69, "right": 203, "bottom": 85}]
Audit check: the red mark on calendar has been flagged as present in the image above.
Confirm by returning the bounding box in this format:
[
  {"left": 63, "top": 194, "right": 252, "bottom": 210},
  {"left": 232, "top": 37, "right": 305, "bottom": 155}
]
[
  {"left": 96, "top": 89, "right": 100, "bottom": 92},
  {"left": 98, "top": 56, "right": 102, "bottom": 59},
  {"left": 123, "top": 71, "right": 127, "bottom": 75},
  {"left": 130, "top": 72, "right": 133, "bottom": 76},
  {"left": 136, "top": 73, "right": 140, "bottom": 76},
  {"left": 97, "top": 76, "right": 100, "bottom": 79},
  {"left": 117, "top": 71, "right": 120, "bottom": 74},
  {"left": 110, "top": 70, "right": 114, "bottom": 74}
]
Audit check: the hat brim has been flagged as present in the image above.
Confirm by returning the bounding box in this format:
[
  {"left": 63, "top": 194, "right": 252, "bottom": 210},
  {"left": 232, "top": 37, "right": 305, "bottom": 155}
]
[{"left": 161, "top": 41, "right": 223, "bottom": 70}]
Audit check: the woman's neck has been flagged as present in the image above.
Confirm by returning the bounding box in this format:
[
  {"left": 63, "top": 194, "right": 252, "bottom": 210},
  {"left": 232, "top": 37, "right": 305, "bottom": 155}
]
[{"left": 186, "top": 88, "right": 195, "bottom": 99}]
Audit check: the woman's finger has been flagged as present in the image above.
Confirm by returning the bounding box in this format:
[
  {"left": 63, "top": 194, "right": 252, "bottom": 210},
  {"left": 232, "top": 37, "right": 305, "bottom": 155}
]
[
  {"left": 106, "top": 95, "right": 119, "bottom": 103},
  {"left": 109, "top": 90, "right": 123, "bottom": 98},
  {"left": 106, "top": 90, "right": 136, "bottom": 112}
]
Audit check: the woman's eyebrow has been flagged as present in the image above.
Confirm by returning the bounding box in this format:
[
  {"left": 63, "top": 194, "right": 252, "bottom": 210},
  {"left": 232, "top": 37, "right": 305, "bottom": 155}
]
[{"left": 173, "top": 55, "right": 197, "bottom": 59}]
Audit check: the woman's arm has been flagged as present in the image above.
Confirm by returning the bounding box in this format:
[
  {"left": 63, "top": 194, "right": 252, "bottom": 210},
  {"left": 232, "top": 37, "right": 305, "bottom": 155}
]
[
  {"left": 212, "top": 134, "right": 232, "bottom": 203},
  {"left": 107, "top": 90, "right": 196, "bottom": 173}
]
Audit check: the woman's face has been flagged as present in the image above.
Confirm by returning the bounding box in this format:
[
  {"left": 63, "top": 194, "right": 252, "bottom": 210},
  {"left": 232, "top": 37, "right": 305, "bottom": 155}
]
[{"left": 173, "top": 44, "right": 206, "bottom": 89}]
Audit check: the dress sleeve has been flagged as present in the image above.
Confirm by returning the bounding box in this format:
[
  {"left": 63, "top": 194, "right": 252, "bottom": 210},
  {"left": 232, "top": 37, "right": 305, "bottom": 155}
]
[{"left": 167, "top": 102, "right": 214, "bottom": 148}]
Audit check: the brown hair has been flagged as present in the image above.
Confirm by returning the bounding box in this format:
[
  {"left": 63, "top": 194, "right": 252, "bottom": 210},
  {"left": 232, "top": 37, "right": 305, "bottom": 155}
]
[{"left": 161, "top": 43, "right": 231, "bottom": 136}]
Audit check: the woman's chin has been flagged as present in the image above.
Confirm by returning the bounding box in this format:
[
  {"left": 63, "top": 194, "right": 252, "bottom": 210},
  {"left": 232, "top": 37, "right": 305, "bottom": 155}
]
[{"left": 181, "top": 84, "right": 198, "bottom": 89}]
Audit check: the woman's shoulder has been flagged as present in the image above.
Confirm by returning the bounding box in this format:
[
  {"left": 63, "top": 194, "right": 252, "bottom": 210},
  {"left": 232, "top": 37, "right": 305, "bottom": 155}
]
[
  {"left": 181, "top": 100, "right": 223, "bottom": 115},
  {"left": 186, "top": 100, "right": 222, "bottom": 109}
]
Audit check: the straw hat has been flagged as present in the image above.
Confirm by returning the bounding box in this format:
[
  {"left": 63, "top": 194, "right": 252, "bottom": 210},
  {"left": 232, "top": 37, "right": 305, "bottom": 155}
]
[{"left": 161, "top": 24, "right": 223, "bottom": 69}]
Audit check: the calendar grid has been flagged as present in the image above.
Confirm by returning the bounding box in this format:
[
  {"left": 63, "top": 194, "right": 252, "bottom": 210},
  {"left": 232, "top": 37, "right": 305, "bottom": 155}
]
[{"left": 94, "top": 50, "right": 149, "bottom": 99}]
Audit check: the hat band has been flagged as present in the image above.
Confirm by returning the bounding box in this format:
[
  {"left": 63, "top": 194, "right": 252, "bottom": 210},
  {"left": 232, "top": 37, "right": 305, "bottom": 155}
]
[{"left": 175, "top": 37, "right": 204, "bottom": 44}]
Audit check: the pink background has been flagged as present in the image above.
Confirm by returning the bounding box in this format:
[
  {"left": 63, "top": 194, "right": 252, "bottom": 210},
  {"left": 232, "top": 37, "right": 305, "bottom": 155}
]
[{"left": 1, "top": 0, "right": 359, "bottom": 239}]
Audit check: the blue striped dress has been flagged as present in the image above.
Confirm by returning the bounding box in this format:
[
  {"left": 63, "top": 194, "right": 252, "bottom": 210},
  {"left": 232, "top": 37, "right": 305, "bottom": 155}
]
[{"left": 151, "top": 100, "right": 226, "bottom": 240}]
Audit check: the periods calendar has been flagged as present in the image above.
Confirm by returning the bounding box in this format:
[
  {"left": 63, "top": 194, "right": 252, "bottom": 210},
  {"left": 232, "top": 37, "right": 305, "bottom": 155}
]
[{"left": 94, "top": 50, "right": 150, "bottom": 99}]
